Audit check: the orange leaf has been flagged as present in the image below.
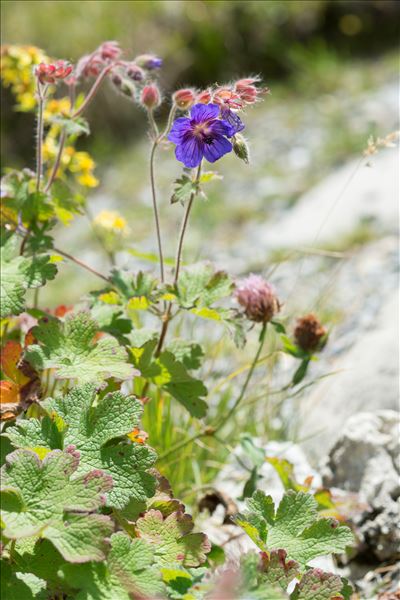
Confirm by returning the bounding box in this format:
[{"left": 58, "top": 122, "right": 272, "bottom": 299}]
[
  {"left": 0, "top": 380, "right": 20, "bottom": 404},
  {"left": 24, "top": 328, "right": 37, "bottom": 347},
  {"left": 1, "top": 341, "right": 30, "bottom": 386}
]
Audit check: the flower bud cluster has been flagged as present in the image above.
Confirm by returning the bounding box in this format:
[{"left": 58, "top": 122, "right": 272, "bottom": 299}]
[
  {"left": 34, "top": 60, "right": 72, "bottom": 85},
  {"left": 235, "top": 274, "right": 280, "bottom": 323}
]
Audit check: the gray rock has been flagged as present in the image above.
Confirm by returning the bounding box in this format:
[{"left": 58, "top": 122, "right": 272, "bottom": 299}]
[{"left": 322, "top": 410, "right": 400, "bottom": 562}]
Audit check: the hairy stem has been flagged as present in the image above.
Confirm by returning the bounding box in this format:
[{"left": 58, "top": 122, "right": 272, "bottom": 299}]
[
  {"left": 53, "top": 246, "right": 110, "bottom": 283},
  {"left": 72, "top": 64, "right": 115, "bottom": 118},
  {"left": 149, "top": 139, "right": 165, "bottom": 283},
  {"left": 214, "top": 322, "right": 267, "bottom": 432},
  {"left": 44, "top": 129, "right": 66, "bottom": 193},
  {"left": 173, "top": 162, "right": 202, "bottom": 285},
  {"left": 155, "top": 162, "right": 202, "bottom": 357},
  {"left": 35, "top": 81, "right": 47, "bottom": 192}
]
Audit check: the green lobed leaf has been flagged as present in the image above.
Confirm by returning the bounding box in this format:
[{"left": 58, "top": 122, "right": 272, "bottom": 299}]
[
  {"left": 61, "top": 532, "right": 165, "bottom": 600},
  {"left": 291, "top": 568, "right": 344, "bottom": 600},
  {"left": 166, "top": 340, "right": 204, "bottom": 370},
  {"left": 1, "top": 230, "right": 57, "bottom": 319},
  {"left": 0, "top": 560, "right": 47, "bottom": 600},
  {"left": 234, "top": 490, "right": 354, "bottom": 568},
  {"left": 0, "top": 449, "right": 113, "bottom": 562},
  {"left": 169, "top": 262, "right": 233, "bottom": 309},
  {"left": 130, "top": 336, "right": 208, "bottom": 418},
  {"left": 135, "top": 509, "right": 211, "bottom": 568},
  {"left": 24, "top": 312, "right": 136, "bottom": 383}
]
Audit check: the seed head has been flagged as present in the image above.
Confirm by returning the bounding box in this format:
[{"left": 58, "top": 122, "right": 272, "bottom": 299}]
[
  {"left": 140, "top": 84, "right": 161, "bottom": 110},
  {"left": 173, "top": 88, "right": 196, "bottom": 110},
  {"left": 294, "top": 314, "right": 327, "bottom": 353},
  {"left": 235, "top": 274, "right": 280, "bottom": 323}
]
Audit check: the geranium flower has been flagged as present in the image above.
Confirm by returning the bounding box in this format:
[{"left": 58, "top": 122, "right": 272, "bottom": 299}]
[{"left": 168, "top": 103, "right": 237, "bottom": 168}]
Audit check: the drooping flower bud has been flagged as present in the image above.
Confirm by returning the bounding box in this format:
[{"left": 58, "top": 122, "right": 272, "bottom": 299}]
[
  {"left": 213, "top": 87, "right": 244, "bottom": 110},
  {"left": 125, "top": 63, "right": 145, "bottom": 81},
  {"left": 234, "top": 78, "right": 270, "bottom": 105},
  {"left": 98, "top": 41, "right": 122, "bottom": 61},
  {"left": 294, "top": 314, "right": 327, "bottom": 353},
  {"left": 235, "top": 275, "right": 280, "bottom": 323},
  {"left": 172, "top": 88, "right": 196, "bottom": 110},
  {"left": 35, "top": 60, "right": 73, "bottom": 85},
  {"left": 233, "top": 134, "right": 250, "bottom": 164},
  {"left": 135, "top": 54, "right": 163, "bottom": 70},
  {"left": 140, "top": 84, "right": 161, "bottom": 110},
  {"left": 196, "top": 89, "right": 212, "bottom": 104},
  {"left": 111, "top": 75, "right": 135, "bottom": 99}
]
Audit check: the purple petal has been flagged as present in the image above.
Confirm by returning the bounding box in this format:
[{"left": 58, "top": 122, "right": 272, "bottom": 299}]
[
  {"left": 168, "top": 117, "right": 191, "bottom": 143},
  {"left": 190, "top": 103, "right": 220, "bottom": 123},
  {"left": 209, "top": 119, "right": 235, "bottom": 138},
  {"left": 175, "top": 134, "right": 204, "bottom": 168},
  {"left": 220, "top": 108, "right": 245, "bottom": 134},
  {"left": 203, "top": 134, "right": 232, "bottom": 163}
]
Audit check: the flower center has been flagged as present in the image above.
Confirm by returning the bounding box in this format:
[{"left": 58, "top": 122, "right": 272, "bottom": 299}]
[{"left": 192, "top": 122, "right": 212, "bottom": 142}]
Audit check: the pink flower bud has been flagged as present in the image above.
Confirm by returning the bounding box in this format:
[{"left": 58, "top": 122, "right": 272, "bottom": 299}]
[
  {"left": 196, "top": 89, "right": 212, "bottom": 104},
  {"left": 172, "top": 88, "right": 196, "bottom": 110},
  {"left": 235, "top": 78, "right": 270, "bottom": 104},
  {"left": 213, "top": 87, "right": 244, "bottom": 110},
  {"left": 35, "top": 61, "right": 73, "bottom": 85},
  {"left": 140, "top": 84, "right": 161, "bottom": 110},
  {"left": 235, "top": 274, "right": 280, "bottom": 323},
  {"left": 98, "top": 41, "right": 121, "bottom": 61}
]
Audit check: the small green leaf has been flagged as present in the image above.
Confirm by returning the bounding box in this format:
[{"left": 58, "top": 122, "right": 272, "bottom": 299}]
[
  {"left": 136, "top": 509, "right": 211, "bottom": 567},
  {"left": 291, "top": 568, "right": 344, "bottom": 600},
  {"left": 166, "top": 340, "right": 204, "bottom": 370},
  {"left": 292, "top": 359, "right": 311, "bottom": 386},
  {"left": 1, "top": 230, "right": 57, "bottom": 319},
  {"left": 24, "top": 312, "right": 135, "bottom": 383},
  {"left": 170, "top": 174, "right": 197, "bottom": 205}
]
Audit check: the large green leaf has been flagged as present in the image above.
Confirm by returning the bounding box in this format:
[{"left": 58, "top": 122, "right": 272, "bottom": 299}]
[
  {"left": 0, "top": 230, "right": 57, "bottom": 318},
  {"left": 6, "top": 384, "right": 157, "bottom": 510},
  {"left": 0, "top": 449, "right": 113, "bottom": 562},
  {"left": 234, "top": 491, "right": 354, "bottom": 568},
  {"left": 24, "top": 312, "right": 136, "bottom": 383}
]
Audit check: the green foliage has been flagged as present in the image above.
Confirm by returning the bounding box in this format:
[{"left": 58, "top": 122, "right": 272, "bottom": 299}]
[
  {"left": 0, "top": 449, "right": 113, "bottom": 561},
  {"left": 0, "top": 230, "right": 57, "bottom": 318},
  {"left": 4, "top": 384, "right": 157, "bottom": 509},
  {"left": 130, "top": 333, "right": 208, "bottom": 418},
  {"left": 61, "top": 532, "right": 165, "bottom": 599},
  {"left": 24, "top": 312, "right": 135, "bottom": 383},
  {"left": 234, "top": 490, "right": 354, "bottom": 568},
  {"left": 135, "top": 509, "right": 211, "bottom": 567}
]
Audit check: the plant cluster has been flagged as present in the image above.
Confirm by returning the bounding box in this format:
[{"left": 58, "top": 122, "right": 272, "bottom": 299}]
[{"left": 1, "top": 42, "right": 352, "bottom": 599}]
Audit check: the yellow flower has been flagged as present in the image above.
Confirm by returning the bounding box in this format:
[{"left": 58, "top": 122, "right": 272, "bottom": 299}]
[
  {"left": 1, "top": 45, "right": 48, "bottom": 111},
  {"left": 93, "top": 210, "right": 129, "bottom": 234},
  {"left": 76, "top": 172, "right": 99, "bottom": 188}
]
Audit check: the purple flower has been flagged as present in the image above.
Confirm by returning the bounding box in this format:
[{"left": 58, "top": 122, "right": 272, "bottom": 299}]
[
  {"left": 221, "top": 107, "right": 245, "bottom": 134},
  {"left": 168, "top": 103, "right": 236, "bottom": 168}
]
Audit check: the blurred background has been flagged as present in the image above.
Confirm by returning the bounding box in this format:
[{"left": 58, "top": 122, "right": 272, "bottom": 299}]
[{"left": 2, "top": 4, "right": 399, "bottom": 588}]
